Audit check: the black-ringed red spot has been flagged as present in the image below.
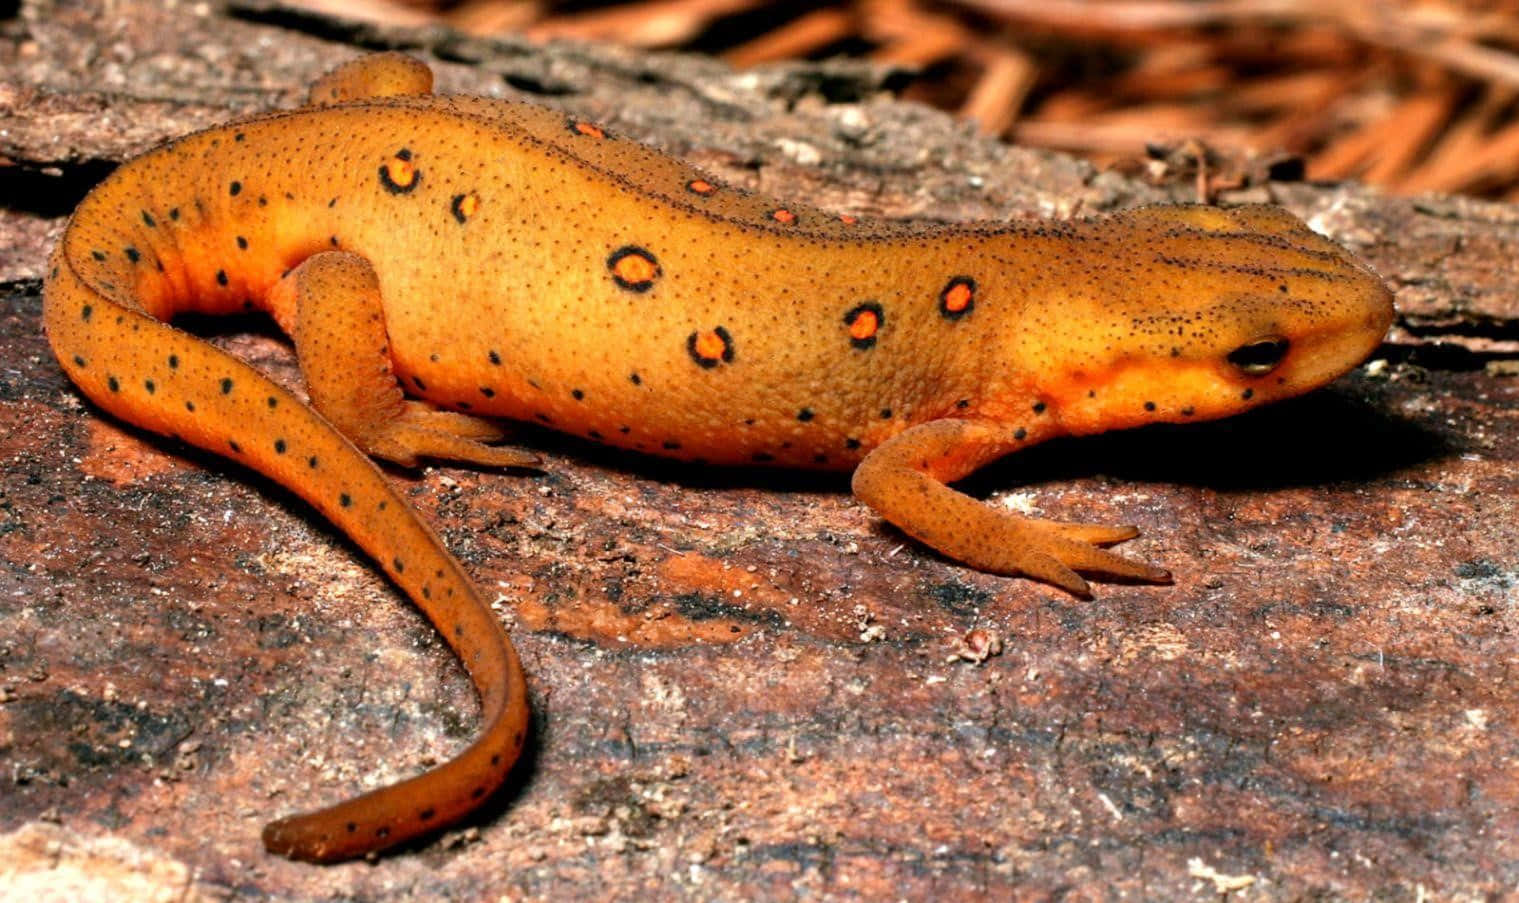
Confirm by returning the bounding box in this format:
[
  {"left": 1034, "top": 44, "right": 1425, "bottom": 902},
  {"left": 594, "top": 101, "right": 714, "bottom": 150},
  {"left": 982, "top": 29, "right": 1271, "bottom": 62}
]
[
  {"left": 451, "top": 191, "right": 481, "bottom": 224},
  {"left": 770, "top": 208, "right": 798, "bottom": 225},
  {"left": 939, "top": 276, "right": 976, "bottom": 319},
  {"left": 843, "top": 302, "right": 884, "bottom": 349},
  {"left": 567, "top": 119, "right": 606, "bottom": 139},
  {"left": 687, "top": 326, "right": 735, "bottom": 368},
  {"left": 686, "top": 179, "right": 718, "bottom": 196},
  {"left": 378, "top": 148, "right": 420, "bottom": 194},
  {"left": 607, "top": 246, "right": 660, "bottom": 293}
]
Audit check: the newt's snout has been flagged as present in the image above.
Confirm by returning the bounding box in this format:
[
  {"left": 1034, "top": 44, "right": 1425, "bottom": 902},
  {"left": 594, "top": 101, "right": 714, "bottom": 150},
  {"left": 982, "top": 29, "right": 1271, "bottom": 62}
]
[{"left": 1025, "top": 203, "right": 1395, "bottom": 434}]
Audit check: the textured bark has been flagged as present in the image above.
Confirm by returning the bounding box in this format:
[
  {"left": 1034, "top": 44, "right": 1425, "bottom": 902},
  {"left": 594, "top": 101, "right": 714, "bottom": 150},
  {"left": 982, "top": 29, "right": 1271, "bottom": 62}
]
[{"left": 2, "top": 0, "right": 1517, "bottom": 899}]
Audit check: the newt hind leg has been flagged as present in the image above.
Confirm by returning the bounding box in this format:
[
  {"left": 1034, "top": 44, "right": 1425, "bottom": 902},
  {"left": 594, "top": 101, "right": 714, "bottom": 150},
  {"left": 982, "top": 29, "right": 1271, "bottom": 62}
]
[
  {"left": 851, "top": 419, "right": 1172, "bottom": 597},
  {"left": 270, "top": 251, "right": 539, "bottom": 470},
  {"left": 306, "top": 52, "right": 434, "bottom": 106}
]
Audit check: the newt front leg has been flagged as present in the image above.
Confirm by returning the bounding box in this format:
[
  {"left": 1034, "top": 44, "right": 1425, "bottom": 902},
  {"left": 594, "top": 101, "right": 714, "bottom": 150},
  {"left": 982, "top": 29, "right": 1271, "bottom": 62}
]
[{"left": 851, "top": 419, "right": 1172, "bottom": 597}]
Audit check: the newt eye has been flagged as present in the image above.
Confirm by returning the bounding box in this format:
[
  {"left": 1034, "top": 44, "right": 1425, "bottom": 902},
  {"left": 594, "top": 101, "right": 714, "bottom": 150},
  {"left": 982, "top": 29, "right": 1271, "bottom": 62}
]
[{"left": 1227, "top": 336, "right": 1289, "bottom": 376}]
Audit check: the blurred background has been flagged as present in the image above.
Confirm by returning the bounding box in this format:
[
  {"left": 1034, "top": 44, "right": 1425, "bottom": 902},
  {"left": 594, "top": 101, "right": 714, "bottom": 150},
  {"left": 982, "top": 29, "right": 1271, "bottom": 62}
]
[{"left": 275, "top": 0, "right": 1519, "bottom": 200}]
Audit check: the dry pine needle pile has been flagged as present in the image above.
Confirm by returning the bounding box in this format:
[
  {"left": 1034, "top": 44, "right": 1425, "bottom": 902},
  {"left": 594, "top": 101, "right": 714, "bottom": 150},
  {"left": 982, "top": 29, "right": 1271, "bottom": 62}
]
[{"left": 285, "top": 0, "right": 1519, "bottom": 199}]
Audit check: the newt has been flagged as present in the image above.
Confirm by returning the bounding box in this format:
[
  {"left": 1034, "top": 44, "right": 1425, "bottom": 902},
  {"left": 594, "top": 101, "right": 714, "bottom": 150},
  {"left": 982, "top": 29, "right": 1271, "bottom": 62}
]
[{"left": 42, "top": 52, "right": 1395, "bottom": 863}]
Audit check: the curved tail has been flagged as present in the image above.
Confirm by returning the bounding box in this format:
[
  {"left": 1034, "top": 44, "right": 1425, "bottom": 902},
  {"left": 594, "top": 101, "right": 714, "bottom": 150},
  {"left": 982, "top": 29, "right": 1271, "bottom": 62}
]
[{"left": 43, "top": 160, "right": 531, "bottom": 863}]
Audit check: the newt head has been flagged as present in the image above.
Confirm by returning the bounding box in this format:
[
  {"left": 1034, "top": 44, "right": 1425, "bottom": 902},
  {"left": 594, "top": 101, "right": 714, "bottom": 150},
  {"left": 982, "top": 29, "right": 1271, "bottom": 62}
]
[{"left": 1016, "top": 203, "right": 1395, "bottom": 435}]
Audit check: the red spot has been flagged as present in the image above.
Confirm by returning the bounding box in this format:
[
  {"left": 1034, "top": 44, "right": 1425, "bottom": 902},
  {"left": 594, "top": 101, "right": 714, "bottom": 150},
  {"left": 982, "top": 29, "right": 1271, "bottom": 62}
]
[
  {"left": 686, "top": 179, "right": 718, "bottom": 196},
  {"left": 607, "top": 246, "right": 661, "bottom": 292},
  {"left": 687, "top": 326, "right": 735, "bottom": 368},
  {"left": 378, "top": 149, "right": 420, "bottom": 194},
  {"left": 451, "top": 192, "right": 481, "bottom": 223},
  {"left": 569, "top": 119, "right": 606, "bottom": 139},
  {"left": 843, "top": 302, "right": 883, "bottom": 349},
  {"left": 939, "top": 276, "right": 976, "bottom": 319},
  {"left": 770, "top": 208, "right": 797, "bottom": 225}
]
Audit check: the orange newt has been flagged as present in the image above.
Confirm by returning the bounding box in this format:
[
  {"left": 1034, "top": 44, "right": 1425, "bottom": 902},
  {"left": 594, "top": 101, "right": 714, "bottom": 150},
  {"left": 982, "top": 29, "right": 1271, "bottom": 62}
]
[{"left": 42, "top": 53, "right": 1395, "bottom": 863}]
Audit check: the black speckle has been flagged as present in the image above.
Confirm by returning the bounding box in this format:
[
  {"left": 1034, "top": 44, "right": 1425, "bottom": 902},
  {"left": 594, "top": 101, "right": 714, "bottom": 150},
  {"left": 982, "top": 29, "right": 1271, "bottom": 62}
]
[
  {"left": 663, "top": 440, "right": 681, "bottom": 450},
  {"left": 1014, "top": 428, "right": 1027, "bottom": 440},
  {"left": 1242, "top": 388, "right": 1254, "bottom": 400},
  {"left": 619, "top": 425, "right": 631, "bottom": 434},
  {"left": 185, "top": 401, "right": 195, "bottom": 412},
  {"left": 845, "top": 438, "right": 862, "bottom": 450},
  {"left": 1032, "top": 401, "right": 1046, "bottom": 414},
  {"left": 1144, "top": 401, "right": 1157, "bottom": 412},
  {"left": 489, "top": 350, "right": 502, "bottom": 365},
  {"left": 234, "top": 132, "right": 245, "bottom": 142},
  {"left": 308, "top": 456, "right": 319, "bottom": 468},
  {"left": 412, "top": 375, "right": 426, "bottom": 391},
  {"left": 629, "top": 372, "right": 641, "bottom": 385},
  {"left": 141, "top": 210, "right": 157, "bottom": 228},
  {"left": 797, "top": 408, "right": 814, "bottom": 422},
  {"left": 229, "top": 440, "right": 241, "bottom": 453},
  {"left": 229, "top": 181, "right": 241, "bottom": 196},
  {"left": 274, "top": 439, "right": 286, "bottom": 454},
  {"left": 216, "top": 269, "right": 228, "bottom": 286},
  {"left": 393, "top": 557, "right": 405, "bottom": 573},
  {"left": 480, "top": 387, "right": 496, "bottom": 398},
  {"left": 330, "top": 236, "right": 339, "bottom": 247},
  {"left": 1181, "top": 407, "right": 1195, "bottom": 417},
  {"left": 144, "top": 379, "right": 155, "bottom": 394},
  {"left": 72, "top": 355, "right": 86, "bottom": 367},
  {"left": 880, "top": 408, "right": 892, "bottom": 419},
  {"left": 340, "top": 493, "right": 352, "bottom": 507},
  {"left": 813, "top": 453, "right": 828, "bottom": 464},
  {"left": 572, "top": 388, "right": 584, "bottom": 401},
  {"left": 168, "top": 354, "right": 179, "bottom": 369},
  {"left": 220, "top": 378, "right": 234, "bottom": 394},
  {"left": 236, "top": 236, "right": 248, "bottom": 250},
  {"left": 535, "top": 412, "right": 552, "bottom": 424},
  {"left": 81, "top": 305, "right": 93, "bottom": 321},
  {"left": 107, "top": 376, "right": 119, "bottom": 392},
  {"left": 125, "top": 247, "right": 140, "bottom": 263},
  {"left": 956, "top": 399, "right": 969, "bottom": 409},
  {"left": 90, "top": 250, "right": 105, "bottom": 262},
  {"left": 169, "top": 207, "right": 180, "bottom": 221},
  {"left": 420, "top": 807, "right": 435, "bottom": 821},
  {"left": 589, "top": 429, "right": 603, "bottom": 440},
  {"left": 267, "top": 396, "right": 278, "bottom": 408}
]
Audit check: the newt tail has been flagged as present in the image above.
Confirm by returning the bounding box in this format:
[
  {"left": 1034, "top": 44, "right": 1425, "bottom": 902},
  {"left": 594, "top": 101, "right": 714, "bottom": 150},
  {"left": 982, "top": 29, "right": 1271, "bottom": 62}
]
[{"left": 42, "top": 178, "right": 532, "bottom": 864}]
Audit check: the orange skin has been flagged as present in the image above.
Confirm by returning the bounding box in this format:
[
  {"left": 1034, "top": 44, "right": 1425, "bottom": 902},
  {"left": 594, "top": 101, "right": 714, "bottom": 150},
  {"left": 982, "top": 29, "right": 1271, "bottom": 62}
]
[{"left": 42, "top": 53, "right": 1395, "bottom": 863}]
